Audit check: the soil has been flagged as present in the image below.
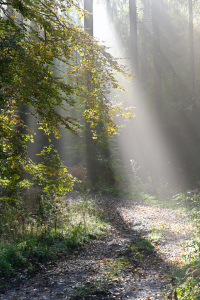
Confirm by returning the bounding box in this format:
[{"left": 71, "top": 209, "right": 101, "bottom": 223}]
[{"left": 0, "top": 195, "right": 197, "bottom": 300}]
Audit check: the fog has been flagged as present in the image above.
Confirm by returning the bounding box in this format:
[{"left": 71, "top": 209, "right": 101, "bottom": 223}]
[
  {"left": 93, "top": 0, "right": 200, "bottom": 194},
  {"left": 28, "top": 0, "right": 200, "bottom": 195}
]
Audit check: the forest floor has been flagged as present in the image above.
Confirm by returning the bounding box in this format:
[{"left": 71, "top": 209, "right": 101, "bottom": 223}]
[{"left": 0, "top": 195, "right": 197, "bottom": 300}]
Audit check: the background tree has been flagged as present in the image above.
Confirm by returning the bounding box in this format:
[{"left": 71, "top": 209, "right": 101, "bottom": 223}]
[
  {"left": 83, "top": 0, "right": 119, "bottom": 189},
  {"left": 129, "top": 0, "right": 138, "bottom": 76},
  {"left": 151, "top": 0, "right": 163, "bottom": 117},
  {"left": 140, "top": 0, "right": 150, "bottom": 85},
  {"left": 188, "top": 0, "right": 195, "bottom": 96}
]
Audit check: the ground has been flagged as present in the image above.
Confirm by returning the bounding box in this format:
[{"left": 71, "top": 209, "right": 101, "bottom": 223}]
[{"left": 0, "top": 195, "right": 197, "bottom": 300}]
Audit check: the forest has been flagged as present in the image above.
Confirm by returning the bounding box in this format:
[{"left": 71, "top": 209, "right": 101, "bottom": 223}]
[{"left": 1, "top": 0, "right": 200, "bottom": 299}]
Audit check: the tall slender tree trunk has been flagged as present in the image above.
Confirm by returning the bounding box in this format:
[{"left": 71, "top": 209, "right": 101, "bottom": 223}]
[
  {"left": 140, "top": 0, "right": 149, "bottom": 84},
  {"left": 187, "top": 0, "right": 200, "bottom": 177},
  {"left": 106, "top": 0, "right": 113, "bottom": 20},
  {"left": 188, "top": 0, "right": 195, "bottom": 96},
  {"left": 151, "top": 0, "right": 163, "bottom": 115},
  {"left": 129, "top": 0, "right": 138, "bottom": 77},
  {"left": 84, "top": 0, "right": 93, "bottom": 36},
  {"left": 84, "top": 0, "right": 98, "bottom": 187},
  {"left": 84, "top": 0, "right": 116, "bottom": 189}
]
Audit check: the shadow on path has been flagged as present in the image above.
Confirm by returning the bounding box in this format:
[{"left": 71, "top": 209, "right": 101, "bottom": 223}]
[
  {"left": 89, "top": 195, "right": 175, "bottom": 299},
  {"left": 0, "top": 194, "right": 177, "bottom": 300}
]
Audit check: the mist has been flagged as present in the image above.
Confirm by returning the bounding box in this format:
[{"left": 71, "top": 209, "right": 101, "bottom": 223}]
[
  {"left": 92, "top": 0, "right": 200, "bottom": 196},
  {"left": 26, "top": 0, "right": 200, "bottom": 196}
]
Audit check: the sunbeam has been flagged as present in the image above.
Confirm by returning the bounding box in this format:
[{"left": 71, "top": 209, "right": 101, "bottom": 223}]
[{"left": 93, "top": 0, "right": 188, "bottom": 196}]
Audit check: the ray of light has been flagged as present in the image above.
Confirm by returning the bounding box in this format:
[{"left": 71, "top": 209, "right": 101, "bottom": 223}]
[{"left": 93, "top": 0, "right": 190, "bottom": 196}]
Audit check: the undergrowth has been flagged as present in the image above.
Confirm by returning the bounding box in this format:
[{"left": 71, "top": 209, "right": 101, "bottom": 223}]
[
  {"left": 140, "top": 189, "right": 200, "bottom": 300},
  {"left": 172, "top": 236, "right": 200, "bottom": 299},
  {"left": 169, "top": 191, "right": 200, "bottom": 299},
  {"left": 0, "top": 191, "right": 107, "bottom": 288},
  {"left": 129, "top": 159, "right": 200, "bottom": 299}
]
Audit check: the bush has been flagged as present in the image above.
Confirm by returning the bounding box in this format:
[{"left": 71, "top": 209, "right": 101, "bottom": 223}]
[
  {"left": 0, "top": 259, "right": 14, "bottom": 277},
  {"left": 0, "top": 194, "right": 107, "bottom": 278},
  {"left": 3, "top": 246, "right": 27, "bottom": 269}
]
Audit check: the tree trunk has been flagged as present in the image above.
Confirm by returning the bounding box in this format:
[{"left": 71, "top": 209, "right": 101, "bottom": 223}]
[
  {"left": 129, "top": 0, "right": 138, "bottom": 77},
  {"left": 84, "top": 0, "right": 97, "bottom": 187},
  {"left": 106, "top": 0, "right": 113, "bottom": 20},
  {"left": 83, "top": 0, "right": 116, "bottom": 189},
  {"left": 188, "top": 0, "right": 195, "bottom": 96},
  {"left": 151, "top": 0, "right": 163, "bottom": 115},
  {"left": 84, "top": 0, "right": 93, "bottom": 36},
  {"left": 140, "top": 0, "right": 149, "bottom": 84}
]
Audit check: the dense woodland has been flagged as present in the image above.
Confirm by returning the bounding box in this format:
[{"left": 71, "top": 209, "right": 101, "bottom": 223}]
[
  {"left": 1, "top": 0, "right": 200, "bottom": 299},
  {"left": 1, "top": 0, "right": 200, "bottom": 198}
]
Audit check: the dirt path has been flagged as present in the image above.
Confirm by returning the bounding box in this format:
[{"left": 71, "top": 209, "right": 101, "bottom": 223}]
[
  {"left": 120, "top": 204, "right": 197, "bottom": 266},
  {"left": 0, "top": 197, "right": 197, "bottom": 300}
]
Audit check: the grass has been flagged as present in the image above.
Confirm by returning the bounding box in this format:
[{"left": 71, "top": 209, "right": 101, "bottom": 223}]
[
  {"left": 139, "top": 193, "right": 180, "bottom": 210},
  {"left": 0, "top": 194, "right": 107, "bottom": 288},
  {"left": 171, "top": 236, "right": 200, "bottom": 299},
  {"left": 147, "top": 226, "right": 164, "bottom": 242},
  {"left": 130, "top": 239, "right": 154, "bottom": 253},
  {"left": 168, "top": 257, "right": 200, "bottom": 299},
  {"left": 139, "top": 190, "right": 200, "bottom": 300}
]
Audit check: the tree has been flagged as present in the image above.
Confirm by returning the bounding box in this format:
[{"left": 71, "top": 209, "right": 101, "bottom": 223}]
[
  {"left": 188, "top": 0, "right": 195, "bottom": 96},
  {"left": 83, "top": 0, "right": 98, "bottom": 186},
  {"left": 129, "top": 0, "right": 138, "bottom": 77},
  {"left": 0, "top": 0, "right": 133, "bottom": 195},
  {"left": 83, "top": 0, "right": 119, "bottom": 188},
  {"left": 140, "top": 0, "right": 150, "bottom": 85},
  {"left": 151, "top": 0, "right": 163, "bottom": 115}
]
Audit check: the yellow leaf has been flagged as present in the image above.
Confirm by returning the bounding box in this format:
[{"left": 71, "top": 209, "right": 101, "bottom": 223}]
[{"left": 113, "top": 278, "right": 119, "bottom": 281}]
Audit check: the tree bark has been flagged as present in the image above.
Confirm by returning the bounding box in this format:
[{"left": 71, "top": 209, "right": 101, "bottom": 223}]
[
  {"left": 188, "top": 0, "right": 195, "bottom": 96},
  {"left": 129, "top": 0, "right": 138, "bottom": 77},
  {"left": 151, "top": 0, "right": 163, "bottom": 115},
  {"left": 83, "top": 0, "right": 116, "bottom": 189},
  {"left": 84, "top": 0, "right": 97, "bottom": 187},
  {"left": 140, "top": 0, "right": 149, "bottom": 84},
  {"left": 84, "top": 0, "right": 93, "bottom": 36}
]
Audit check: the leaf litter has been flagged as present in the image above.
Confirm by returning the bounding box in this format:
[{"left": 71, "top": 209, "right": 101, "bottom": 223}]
[{"left": 0, "top": 195, "right": 197, "bottom": 300}]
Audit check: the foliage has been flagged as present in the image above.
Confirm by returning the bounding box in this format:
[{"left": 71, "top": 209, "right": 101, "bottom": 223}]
[
  {"left": 174, "top": 256, "right": 200, "bottom": 300},
  {"left": 128, "top": 158, "right": 173, "bottom": 201},
  {"left": 173, "top": 191, "right": 200, "bottom": 210},
  {"left": 0, "top": 194, "right": 107, "bottom": 278},
  {"left": 175, "top": 277, "right": 200, "bottom": 300},
  {"left": 0, "top": 0, "right": 133, "bottom": 197},
  {"left": 147, "top": 226, "right": 164, "bottom": 242},
  {"left": 162, "top": 191, "right": 200, "bottom": 300},
  {"left": 130, "top": 239, "right": 154, "bottom": 253}
]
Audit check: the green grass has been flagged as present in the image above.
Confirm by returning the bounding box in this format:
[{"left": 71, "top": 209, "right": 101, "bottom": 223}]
[
  {"left": 142, "top": 191, "right": 200, "bottom": 300},
  {"left": 171, "top": 257, "right": 200, "bottom": 300},
  {"left": 131, "top": 239, "right": 154, "bottom": 253},
  {"left": 0, "top": 224, "right": 106, "bottom": 278},
  {"left": 147, "top": 226, "right": 164, "bottom": 242},
  {"left": 0, "top": 195, "right": 107, "bottom": 283},
  {"left": 138, "top": 193, "right": 180, "bottom": 209}
]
